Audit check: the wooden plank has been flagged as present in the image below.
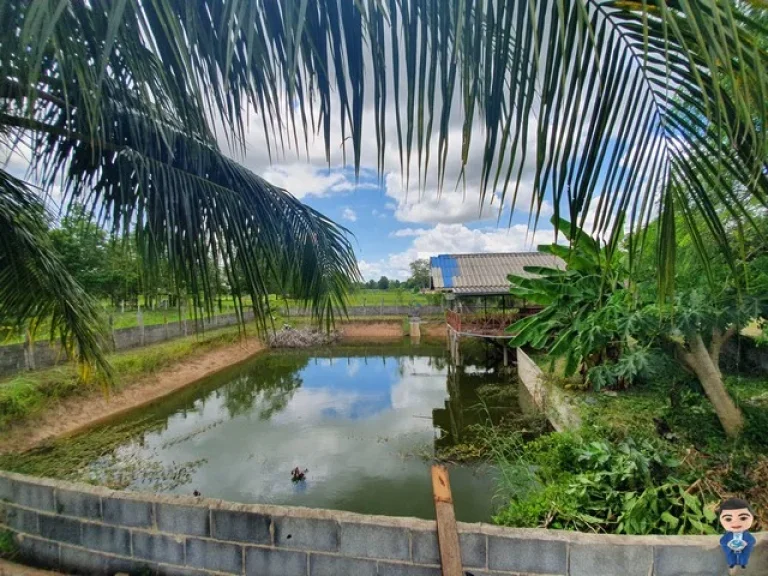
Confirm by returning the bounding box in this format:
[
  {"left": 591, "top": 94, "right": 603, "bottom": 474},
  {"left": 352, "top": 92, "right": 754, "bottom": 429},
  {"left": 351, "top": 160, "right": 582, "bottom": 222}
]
[{"left": 431, "top": 465, "right": 463, "bottom": 576}]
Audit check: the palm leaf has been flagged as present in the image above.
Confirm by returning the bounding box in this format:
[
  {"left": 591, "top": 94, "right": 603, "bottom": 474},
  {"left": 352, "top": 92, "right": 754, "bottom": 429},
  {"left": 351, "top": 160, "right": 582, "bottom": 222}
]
[{"left": 0, "top": 170, "right": 112, "bottom": 379}]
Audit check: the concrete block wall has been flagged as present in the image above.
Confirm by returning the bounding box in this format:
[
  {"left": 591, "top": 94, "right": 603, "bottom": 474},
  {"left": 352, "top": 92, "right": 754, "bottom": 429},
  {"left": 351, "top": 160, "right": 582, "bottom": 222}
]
[
  {"left": 1, "top": 472, "right": 766, "bottom": 576},
  {"left": 516, "top": 348, "right": 582, "bottom": 432},
  {"left": 0, "top": 311, "right": 255, "bottom": 380},
  {"left": 284, "top": 305, "right": 444, "bottom": 318}
]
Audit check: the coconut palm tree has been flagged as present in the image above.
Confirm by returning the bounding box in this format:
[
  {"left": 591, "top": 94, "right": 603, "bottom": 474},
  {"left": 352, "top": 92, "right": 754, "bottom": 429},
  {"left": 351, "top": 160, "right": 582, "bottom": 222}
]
[{"left": 2, "top": 1, "right": 767, "bottom": 377}]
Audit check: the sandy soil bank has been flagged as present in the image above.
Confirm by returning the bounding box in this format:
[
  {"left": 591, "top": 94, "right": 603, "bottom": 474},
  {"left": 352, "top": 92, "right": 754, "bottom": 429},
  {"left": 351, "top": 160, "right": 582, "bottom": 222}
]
[{"left": 1, "top": 339, "right": 264, "bottom": 455}]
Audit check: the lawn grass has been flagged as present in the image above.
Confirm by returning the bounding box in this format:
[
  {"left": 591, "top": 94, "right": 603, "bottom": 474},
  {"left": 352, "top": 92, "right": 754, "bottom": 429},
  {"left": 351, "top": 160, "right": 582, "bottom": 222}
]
[{"left": 0, "top": 325, "right": 246, "bottom": 430}]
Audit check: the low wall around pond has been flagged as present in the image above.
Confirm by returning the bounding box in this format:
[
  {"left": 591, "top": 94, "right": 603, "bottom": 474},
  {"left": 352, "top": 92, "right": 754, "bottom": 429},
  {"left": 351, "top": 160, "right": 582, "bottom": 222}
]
[
  {"left": 1, "top": 471, "right": 766, "bottom": 576},
  {"left": 0, "top": 306, "right": 444, "bottom": 380},
  {"left": 517, "top": 348, "right": 582, "bottom": 432}
]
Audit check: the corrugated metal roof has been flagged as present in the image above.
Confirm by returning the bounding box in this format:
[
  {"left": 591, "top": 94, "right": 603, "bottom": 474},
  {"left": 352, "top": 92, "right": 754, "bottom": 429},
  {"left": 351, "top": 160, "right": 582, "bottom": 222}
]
[{"left": 429, "top": 252, "right": 564, "bottom": 295}]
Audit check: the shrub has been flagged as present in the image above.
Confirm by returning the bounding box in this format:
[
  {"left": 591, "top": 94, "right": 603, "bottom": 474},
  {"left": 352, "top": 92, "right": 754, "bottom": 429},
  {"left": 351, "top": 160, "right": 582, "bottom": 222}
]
[{"left": 491, "top": 431, "right": 718, "bottom": 535}]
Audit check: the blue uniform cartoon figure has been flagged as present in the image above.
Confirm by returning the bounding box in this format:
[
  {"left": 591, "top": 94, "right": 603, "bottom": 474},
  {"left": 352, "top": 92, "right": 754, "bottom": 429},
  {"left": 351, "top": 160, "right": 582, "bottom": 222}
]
[{"left": 718, "top": 498, "right": 756, "bottom": 570}]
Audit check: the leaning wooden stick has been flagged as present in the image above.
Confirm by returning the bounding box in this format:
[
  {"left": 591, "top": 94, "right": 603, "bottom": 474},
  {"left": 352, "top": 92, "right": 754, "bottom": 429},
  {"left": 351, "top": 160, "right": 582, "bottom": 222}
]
[{"left": 431, "top": 465, "right": 464, "bottom": 576}]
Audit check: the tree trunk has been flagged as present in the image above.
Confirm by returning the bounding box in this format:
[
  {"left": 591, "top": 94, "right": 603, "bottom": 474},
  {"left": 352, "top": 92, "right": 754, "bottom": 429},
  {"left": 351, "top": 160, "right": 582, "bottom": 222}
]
[
  {"left": 708, "top": 326, "right": 737, "bottom": 376},
  {"left": 679, "top": 333, "right": 744, "bottom": 437}
]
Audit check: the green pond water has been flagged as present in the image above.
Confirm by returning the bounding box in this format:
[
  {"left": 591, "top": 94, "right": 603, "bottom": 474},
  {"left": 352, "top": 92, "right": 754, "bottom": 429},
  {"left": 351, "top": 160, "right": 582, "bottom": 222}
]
[{"left": 7, "top": 343, "right": 524, "bottom": 523}]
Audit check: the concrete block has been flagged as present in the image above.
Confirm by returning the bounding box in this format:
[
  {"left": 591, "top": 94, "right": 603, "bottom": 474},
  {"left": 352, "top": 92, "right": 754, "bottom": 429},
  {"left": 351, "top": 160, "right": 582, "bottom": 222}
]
[
  {"left": 133, "top": 530, "right": 185, "bottom": 565},
  {"left": 488, "top": 535, "right": 567, "bottom": 575},
  {"left": 39, "top": 514, "right": 82, "bottom": 545},
  {"left": 4, "top": 504, "right": 39, "bottom": 534},
  {"left": 211, "top": 509, "right": 271, "bottom": 544},
  {"left": 14, "top": 534, "right": 60, "bottom": 571},
  {"left": 56, "top": 488, "right": 101, "bottom": 519},
  {"left": 409, "top": 530, "right": 485, "bottom": 569},
  {"left": 60, "top": 544, "right": 139, "bottom": 576},
  {"left": 274, "top": 515, "right": 338, "bottom": 552},
  {"left": 411, "top": 530, "right": 439, "bottom": 564},
  {"left": 103, "top": 496, "right": 153, "bottom": 528},
  {"left": 0, "top": 475, "right": 12, "bottom": 500},
  {"left": 156, "top": 503, "right": 210, "bottom": 537},
  {"left": 569, "top": 543, "right": 653, "bottom": 576},
  {"left": 377, "top": 561, "right": 441, "bottom": 576},
  {"left": 338, "top": 522, "right": 409, "bottom": 560},
  {"left": 654, "top": 543, "right": 726, "bottom": 576},
  {"left": 12, "top": 480, "right": 55, "bottom": 512},
  {"left": 155, "top": 564, "right": 210, "bottom": 576},
  {"left": 309, "top": 554, "right": 376, "bottom": 576},
  {"left": 82, "top": 522, "right": 131, "bottom": 556},
  {"left": 186, "top": 537, "right": 242, "bottom": 574},
  {"left": 245, "top": 546, "right": 308, "bottom": 576},
  {"left": 459, "top": 532, "right": 487, "bottom": 568}
]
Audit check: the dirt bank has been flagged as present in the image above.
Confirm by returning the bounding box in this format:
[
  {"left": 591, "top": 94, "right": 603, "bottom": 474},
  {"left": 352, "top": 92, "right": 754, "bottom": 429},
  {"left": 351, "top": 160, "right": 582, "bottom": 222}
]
[
  {"left": 1, "top": 338, "right": 264, "bottom": 455},
  {"left": 339, "top": 320, "right": 447, "bottom": 341}
]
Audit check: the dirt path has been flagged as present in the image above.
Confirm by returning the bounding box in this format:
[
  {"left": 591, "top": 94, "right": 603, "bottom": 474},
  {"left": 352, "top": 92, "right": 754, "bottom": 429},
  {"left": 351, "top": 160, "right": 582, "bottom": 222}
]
[{"left": 1, "top": 339, "right": 264, "bottom": 455}]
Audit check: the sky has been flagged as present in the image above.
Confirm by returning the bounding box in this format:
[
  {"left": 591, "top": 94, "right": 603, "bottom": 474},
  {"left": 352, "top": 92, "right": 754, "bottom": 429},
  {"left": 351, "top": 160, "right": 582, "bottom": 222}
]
[
  {"left": 226, "top": 102, "right": 562, "bottom": 282},
  {"left": 1, "top": 13, "right": 645, "bottom": 284}
]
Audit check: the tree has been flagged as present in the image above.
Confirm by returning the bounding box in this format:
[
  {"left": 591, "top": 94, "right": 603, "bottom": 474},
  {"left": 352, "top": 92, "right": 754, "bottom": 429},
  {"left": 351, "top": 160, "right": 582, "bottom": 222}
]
[
  {"left": 3, "top": 1, "right": 767, "bottom": 374},
  {"left": 1, "top": 1, "right": 359, "bottom": 376},
  {"left": 508, "top": 217, "right": 767, "bottom": 437},
  {"left": 49, "top": 206, "right": 110, "bottom": 297},
  {"left": 377, "top": 276, "right": 390, "bottom": 290},
  {"left": 365, "top": 280, "right": 377, "bottom": 290},
  {"left": 408, "top": 260, "right": 431, "bottom": 290}
]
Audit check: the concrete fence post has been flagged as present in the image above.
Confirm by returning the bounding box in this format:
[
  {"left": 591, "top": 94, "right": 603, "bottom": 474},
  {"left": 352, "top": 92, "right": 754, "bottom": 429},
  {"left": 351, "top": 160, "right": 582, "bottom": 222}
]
[
  {"left": 108, "top": 314, "right": 116, "bottom": 350},
  {"left": 23, "top": 329, "right": 35, "bottom": 371},
  {"left": 137, "top": 305, "right": 145, "bottom": 346}
]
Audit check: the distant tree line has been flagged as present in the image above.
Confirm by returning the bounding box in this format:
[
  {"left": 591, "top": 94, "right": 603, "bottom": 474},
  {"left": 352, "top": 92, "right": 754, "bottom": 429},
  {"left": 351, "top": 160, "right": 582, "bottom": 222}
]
[{"left": 357, "top": 259, "right": 431, "bottom": 292}]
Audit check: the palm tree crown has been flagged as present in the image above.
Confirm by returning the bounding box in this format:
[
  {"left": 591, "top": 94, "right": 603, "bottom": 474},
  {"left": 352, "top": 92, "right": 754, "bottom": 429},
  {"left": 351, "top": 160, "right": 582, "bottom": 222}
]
[{"left": 1, "top": 0, "right": 766, "bottom": 374}]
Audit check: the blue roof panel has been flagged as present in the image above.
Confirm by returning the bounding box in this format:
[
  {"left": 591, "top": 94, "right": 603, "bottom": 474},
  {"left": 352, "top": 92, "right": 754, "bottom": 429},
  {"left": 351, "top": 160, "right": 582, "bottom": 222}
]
[{"left": 431, "top": 254, "right": 458, "bottom": 288}]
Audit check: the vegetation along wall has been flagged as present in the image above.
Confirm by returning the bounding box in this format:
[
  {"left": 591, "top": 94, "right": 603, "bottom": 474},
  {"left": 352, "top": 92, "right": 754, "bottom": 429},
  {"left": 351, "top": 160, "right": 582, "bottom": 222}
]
[{"left": 1, "top": 471, "right": 766, "bottom": 576}]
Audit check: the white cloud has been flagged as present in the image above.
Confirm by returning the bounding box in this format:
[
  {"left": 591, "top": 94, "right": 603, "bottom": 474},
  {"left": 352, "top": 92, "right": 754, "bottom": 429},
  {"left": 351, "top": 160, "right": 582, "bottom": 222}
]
[
  {"left": 390, "top": 228, "right": 428, "bottom": 238},
  {"left": 360, "top": 222, "right": 556, "bottom": 280},
  {"left": 259, "top": 164, "right": 355, "bottom": 199},
  {"left": 341, "top": 207, "right": 357, "bottom": 222}
]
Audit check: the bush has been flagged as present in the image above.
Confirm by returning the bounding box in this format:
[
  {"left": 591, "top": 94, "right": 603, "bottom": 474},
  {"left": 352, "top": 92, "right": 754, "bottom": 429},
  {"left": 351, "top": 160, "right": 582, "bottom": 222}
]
[{"left": 491, "top": 431, "right": 718, "bottom": 534}]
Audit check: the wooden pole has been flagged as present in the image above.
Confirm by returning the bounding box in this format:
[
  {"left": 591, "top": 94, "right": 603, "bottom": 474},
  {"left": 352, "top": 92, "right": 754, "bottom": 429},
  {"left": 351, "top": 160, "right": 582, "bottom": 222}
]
[{"left": 431, "top": 465, "right": 463, "bottom": 576}]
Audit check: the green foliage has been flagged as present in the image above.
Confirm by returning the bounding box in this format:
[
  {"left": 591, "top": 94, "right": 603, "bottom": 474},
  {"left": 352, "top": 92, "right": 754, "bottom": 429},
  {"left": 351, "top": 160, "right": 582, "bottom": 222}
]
[
  {"left": 491, "top": 431, "right": 718, "bottom": 535},
  {"left": 0, "top": 530, "right": 18, "bottom": 560},
  {"left": 407, "top": 260, "right": 431, "bottom": 290}
]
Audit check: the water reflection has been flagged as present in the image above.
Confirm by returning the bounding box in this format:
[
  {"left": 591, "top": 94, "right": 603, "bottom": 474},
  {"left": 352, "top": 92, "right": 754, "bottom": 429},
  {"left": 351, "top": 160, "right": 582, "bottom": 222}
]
[{"left": 24, "top": 345, "right": 519, "bottom": 522}]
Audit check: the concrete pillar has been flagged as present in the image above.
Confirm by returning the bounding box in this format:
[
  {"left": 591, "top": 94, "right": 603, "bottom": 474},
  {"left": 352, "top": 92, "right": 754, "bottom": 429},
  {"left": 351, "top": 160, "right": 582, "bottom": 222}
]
[
  {"left": 137, "top": 306, "right": 145, "bottom": 346},
  {"left": 409, "top": 316, "right": 421, "bottom": 339},
  {"left": 108, "top": 314, "right": 116, "bottom": 351},
  {"left": 503, "top": 345, "right": 509, "bottom": 367},
  {"left": 24, "top": 329, "right": 35, "bottom": 371}
]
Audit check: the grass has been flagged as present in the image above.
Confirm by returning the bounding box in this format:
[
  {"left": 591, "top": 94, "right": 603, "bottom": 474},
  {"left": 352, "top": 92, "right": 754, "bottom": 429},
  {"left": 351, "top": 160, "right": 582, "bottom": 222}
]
[
  {"left": 1, "top": 291, "right": 438, "bottom": 345},
  {"left": 0, "top": 325, "right": 247, "bottom": 431}
]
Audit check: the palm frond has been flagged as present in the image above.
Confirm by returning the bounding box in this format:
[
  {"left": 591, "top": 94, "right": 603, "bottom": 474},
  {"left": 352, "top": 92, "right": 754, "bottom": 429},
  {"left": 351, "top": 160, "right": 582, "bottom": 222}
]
[{"left": 0, "top": 170, "right": 112, "bottom": 379}]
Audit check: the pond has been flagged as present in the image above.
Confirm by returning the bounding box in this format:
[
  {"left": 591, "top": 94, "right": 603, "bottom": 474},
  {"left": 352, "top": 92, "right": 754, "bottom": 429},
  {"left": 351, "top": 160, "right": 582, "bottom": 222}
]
[{"left": 6, "top": 343, "right": 525, "bottom": 523}]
